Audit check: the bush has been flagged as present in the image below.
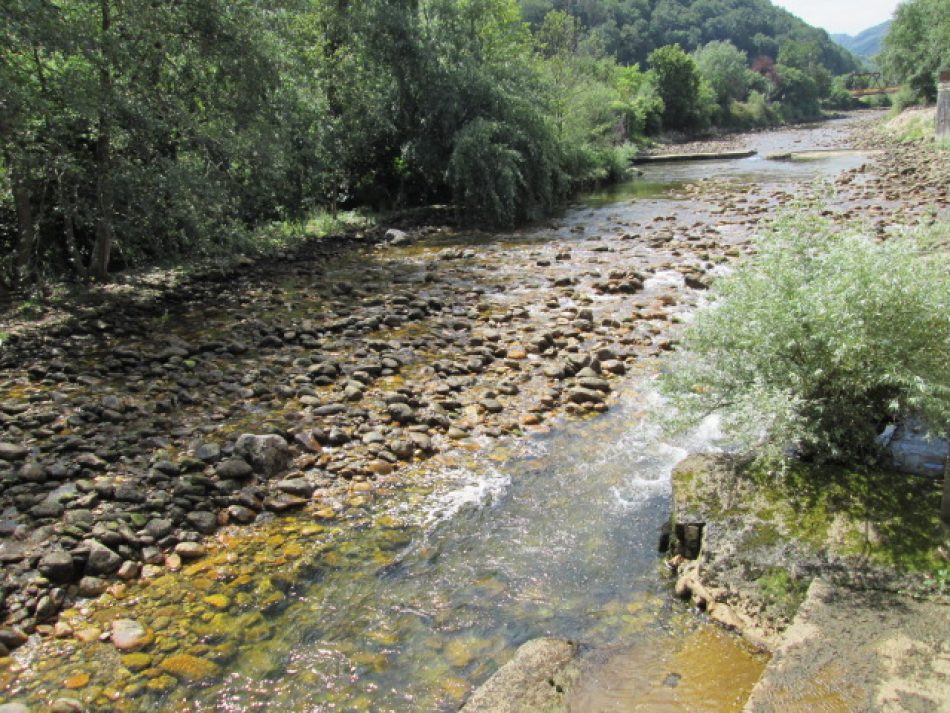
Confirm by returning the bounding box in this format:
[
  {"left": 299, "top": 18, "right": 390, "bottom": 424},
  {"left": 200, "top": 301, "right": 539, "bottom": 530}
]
[{"left": 660, "top": 211, "right": 950, "bottom": 466}]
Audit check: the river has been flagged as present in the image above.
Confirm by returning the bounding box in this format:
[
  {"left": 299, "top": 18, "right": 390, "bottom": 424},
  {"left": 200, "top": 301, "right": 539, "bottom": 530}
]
[{"left": 0, "top": 115, "right": 878, "bottom": 712}]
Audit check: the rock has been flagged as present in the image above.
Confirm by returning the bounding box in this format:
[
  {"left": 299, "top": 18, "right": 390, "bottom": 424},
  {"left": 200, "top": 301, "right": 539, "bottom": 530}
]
[
  {"left": 186, "top": 511, "right": 218, "bottom": 535},
  {"left": 227, "top": 505, "right": 257, "bottom": 524},
  {"left": 263, "top": 494, "right": 307, "bottom": 512},
  {"left": 113, "top": 484, "right": 146, "bottom": 503},
  {"left": 387, "top": 402, "right": 415, "bottom": 424},
  {"left": 385, "top": 228, "right": 411, "bottom": 246},
  {"left": 84, "top": 541, "right": 122, "bottom": 576},
  {"left": 234, "top": 434, "right": 291, "bottom": 477},
  {"left": 145, "top": 518, "right": 173, "bottom": 540},
  {"left": 159, "top": 653, "right": 221, "bottom": 682},
  {"left": 34, "top": 595, "right": 58, "bottom": 621},
  {"left": 0, "top": 704, "right": 31, "bottom": 713},
  {"left": 18, "top": 461, "right": 46, "bottom": 483},
  {"left": 0, "top": 442, "right": 28, "bottom": 461},
  {"left": 174, "top": 542, "right": 206, "bottom": 560},
  {"left": 77, "top": 577, "right": 108, "bottom": 598},
  {"left": 480, "top": 398, "right": 503, "bottom": 414},
  {"left": 216, "top": 458, "right": 253, "bottom": 479},
  {"left": 121, "top": 652, "right": 153, "bottom": 672},
  {"left": 195, "top": 443, "right": 221, "bottom": 462},
  {"left": 49, "top": 699, "right": 84, "bottom": 713},
  {"left": 38, "top": 549, "right": 75, "bottom": 584},
  {"left": 567, "top": 387, "right": 604, "bottom": 405},
  {"left": 111, "top": 619, "right": 149, "bottom": 651},
  {"left": 461, "top": 638, "right": 578, "bottom": 712},
  {"left": 117, "top": 560, "right": 141, "bottom": 580},
  {"left": 276, "top": 479, "right": 315, "bottom": 497},
  {"left": 0, "top": 627, "right": 28, "bottom": 651}
]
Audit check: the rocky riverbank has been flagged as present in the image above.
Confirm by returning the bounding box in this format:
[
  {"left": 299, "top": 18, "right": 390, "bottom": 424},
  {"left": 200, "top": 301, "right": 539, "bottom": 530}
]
[{"left": 1, "top": 111, "right": 947, "bottom": 710}]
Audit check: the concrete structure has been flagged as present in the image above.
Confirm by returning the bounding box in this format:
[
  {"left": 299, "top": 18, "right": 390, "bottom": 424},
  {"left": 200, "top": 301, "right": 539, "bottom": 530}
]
[{"left": 938, "top": 70, "right": 950, "bottom": 141}]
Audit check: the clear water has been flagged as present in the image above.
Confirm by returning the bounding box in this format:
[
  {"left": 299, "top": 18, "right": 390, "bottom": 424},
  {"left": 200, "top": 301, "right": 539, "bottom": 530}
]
[{"left": 1, "top": 115, "right": 872, "bottom": 712}]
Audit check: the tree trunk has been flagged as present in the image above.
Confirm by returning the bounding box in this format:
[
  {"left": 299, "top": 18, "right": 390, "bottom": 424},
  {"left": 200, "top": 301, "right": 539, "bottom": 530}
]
[
  {"left": 6, "top": 154, "right": 37, "bottom": 287},
  {"left": 58, "top": 176, "right": 87, "bottom": 280},
  {"left": 90, "top": 0, "right": 115, "bottom": 282}
]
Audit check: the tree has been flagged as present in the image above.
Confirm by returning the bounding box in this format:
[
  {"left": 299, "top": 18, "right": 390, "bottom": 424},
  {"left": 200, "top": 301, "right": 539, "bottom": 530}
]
[
  {"left": 647, "top": 44, "right": 711, "bottom": 131},
  {"left": 694, "top": 40, "right": 750, "bottom": 119},
  {"left": 881, "top": 0, "right": 950, "bottom": 103},
  {"left": 660, "top": 211, "right": 950, "bottom": 467}
]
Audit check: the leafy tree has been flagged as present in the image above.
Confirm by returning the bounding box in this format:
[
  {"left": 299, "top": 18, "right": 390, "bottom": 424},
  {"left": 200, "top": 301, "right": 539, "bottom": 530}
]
[
  {"left": 647, "top": 44, "right": 712, "bottom": 131},
  {"left": 772, "top": 64, "right": 821, "bottom": 121},
  {"left": 881, "top": 0, "right": 950, "bottom": 103},
  {"left": 694, "top": 40, "right": 751, "bottom": 123},
  {"left": 661, "top": 212, "right": 950, "bottom": 467}
]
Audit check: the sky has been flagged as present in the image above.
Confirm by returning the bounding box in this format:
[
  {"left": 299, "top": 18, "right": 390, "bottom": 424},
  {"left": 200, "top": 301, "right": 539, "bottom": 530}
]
[{"left": 770, "top": 0, "right": 902, "bottom": 35}]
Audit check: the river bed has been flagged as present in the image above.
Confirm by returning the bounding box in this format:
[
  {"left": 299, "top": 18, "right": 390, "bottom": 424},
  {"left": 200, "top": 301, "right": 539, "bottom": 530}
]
[{"left": 1, "top": 115, "right": 886, "bottom": 712}]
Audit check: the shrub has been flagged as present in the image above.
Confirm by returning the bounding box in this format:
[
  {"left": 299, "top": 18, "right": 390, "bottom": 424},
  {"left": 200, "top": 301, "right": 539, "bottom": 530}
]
[{"left": 660, "top": 210, "right": 950, "bottom": 467}]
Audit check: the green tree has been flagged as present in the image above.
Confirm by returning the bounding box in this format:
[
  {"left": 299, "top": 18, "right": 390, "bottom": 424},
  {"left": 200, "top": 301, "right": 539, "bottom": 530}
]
[
  {"left": 694, "top": 40, "right": 751, "bottom": 122},
  {"left": 881, "top": 0, "right": 950, "bottom": 103},
  {"left": 661, "top": 212, "right": 950, "bottom": 466},
  {"left": 647, "top": 43, "right": 711, "bottom": 131}
]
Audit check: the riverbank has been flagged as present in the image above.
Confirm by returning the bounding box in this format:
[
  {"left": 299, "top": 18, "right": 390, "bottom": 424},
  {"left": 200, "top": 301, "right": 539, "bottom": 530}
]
[{"left": 1, "top": 111, "right": 946, "bottom": 711}]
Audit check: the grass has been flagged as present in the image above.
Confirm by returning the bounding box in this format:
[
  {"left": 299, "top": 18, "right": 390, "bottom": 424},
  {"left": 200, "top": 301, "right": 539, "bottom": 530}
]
[
  {"left": 242, "top": 209, "right": 375, "bottom": 256},
  {"left": 749, "top": 461, "right": 948, "bottom": 573},
  {"left": 756, "top": 567, "right": 809, "bottom": 619}
]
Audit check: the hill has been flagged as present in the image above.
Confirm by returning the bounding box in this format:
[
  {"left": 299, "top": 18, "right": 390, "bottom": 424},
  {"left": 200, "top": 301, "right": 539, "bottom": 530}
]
[
  {"left": 832, "top": 20, "right": 891, "bottom": 59},
  {"left": 519, "top": 0, "right": 860, "bottom": 74}
]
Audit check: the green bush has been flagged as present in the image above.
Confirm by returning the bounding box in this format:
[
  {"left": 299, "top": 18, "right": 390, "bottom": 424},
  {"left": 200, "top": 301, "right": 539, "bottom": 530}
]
[{"left": 660, "top": 211, "right": 950, "bottom": 466}]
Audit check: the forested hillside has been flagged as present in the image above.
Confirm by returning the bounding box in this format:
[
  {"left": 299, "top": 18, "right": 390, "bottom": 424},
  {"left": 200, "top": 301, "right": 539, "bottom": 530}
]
[
  {"left": 2, "top": 0, "right": 859, "bottom": 289},
  {"left": 519, "top": 0, "right": 858, "bottom": 73}
]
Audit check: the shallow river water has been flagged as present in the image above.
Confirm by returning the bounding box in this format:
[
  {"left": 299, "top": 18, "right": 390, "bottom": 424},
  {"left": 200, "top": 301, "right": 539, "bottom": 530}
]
[{"left": 1, "top": 116, "right": 876, "bottom": 712}]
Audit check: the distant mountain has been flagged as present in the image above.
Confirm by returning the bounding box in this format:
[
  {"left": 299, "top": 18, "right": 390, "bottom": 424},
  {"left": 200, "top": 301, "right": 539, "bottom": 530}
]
[{"left": 832, "top": 20, "right": 891, "bottom": 60}]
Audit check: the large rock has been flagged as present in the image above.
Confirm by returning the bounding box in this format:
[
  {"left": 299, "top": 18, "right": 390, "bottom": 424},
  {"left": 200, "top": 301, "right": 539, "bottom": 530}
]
[
  {"left": 84, "top": 540, "right": 122, "bottom": 576},
  {"left": 461, "top": 638, "right": 578, "bottom": 712},
  {"left": 234, "top": 434, "right": 291, "bottom": 477},
  {"left": 38, "top": 549, "right": 75, "bottom": 584}
]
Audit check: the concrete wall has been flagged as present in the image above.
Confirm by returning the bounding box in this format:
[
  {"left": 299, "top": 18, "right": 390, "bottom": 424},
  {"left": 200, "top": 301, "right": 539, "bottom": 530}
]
[{"left": 938, "top": 70, "right": 950, "bottom": 140}]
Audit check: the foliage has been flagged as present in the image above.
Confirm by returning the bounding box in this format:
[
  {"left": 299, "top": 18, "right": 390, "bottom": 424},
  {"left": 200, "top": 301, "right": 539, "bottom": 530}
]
[
  {"left": 694, "top": 40, "right": 751, "bottom": 112},
  {"left": 880, "top": 0, "right": 950, "bottom": 103},
  {"left": 516, "top": 0, "right": 859, "bottom": 74},
  {"left": 660, "top": 210, "right": 950, "bottom": 466},
  {"left": 772, "top": 65, "right": 821, "bottom": 121},
  {"left": 647, "top": 44, "right": 712, "bottom": 131}
]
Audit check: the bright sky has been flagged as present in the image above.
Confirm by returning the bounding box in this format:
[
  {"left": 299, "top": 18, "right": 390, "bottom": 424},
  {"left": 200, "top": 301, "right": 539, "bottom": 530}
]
[{"left": 770, "top": 0, "right": 902, "bottom": 35}]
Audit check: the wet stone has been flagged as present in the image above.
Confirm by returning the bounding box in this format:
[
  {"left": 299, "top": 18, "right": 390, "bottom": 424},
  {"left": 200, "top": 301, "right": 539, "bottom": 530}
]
[
  {"left": 111, "top": 619, "right": 149, "bottom": 651},
  {"left": 0, "top": 442, "right": 28, "bottom": 461},
  {"left": 0, "top": 704, "right": 31, "bottom": 713},
  {"left": 49, "top": 700, "right": 84, "bottom": 713},
  {"left": 159, "top": 653, "right": 221, "bottom": 682},
  {"left": 175, "top": 542, "right": 207, "bottom": 559},
  {"left": 263, "top": 494, "right": 308, "bottom": 512},
  {"left": 276, "top": 479, "right": 315, "bottom": 497}
]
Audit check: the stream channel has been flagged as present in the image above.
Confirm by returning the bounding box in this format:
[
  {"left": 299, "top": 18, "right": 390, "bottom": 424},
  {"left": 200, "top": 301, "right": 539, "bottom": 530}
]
[{"left": 2, "top": 117, "right": 874, "bottom": 712}]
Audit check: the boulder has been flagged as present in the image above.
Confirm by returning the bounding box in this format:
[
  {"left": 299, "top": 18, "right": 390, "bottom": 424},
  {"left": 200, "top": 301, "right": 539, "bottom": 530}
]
[{"left": 234, "top": 434, "right": 291, "bottom": 477}]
